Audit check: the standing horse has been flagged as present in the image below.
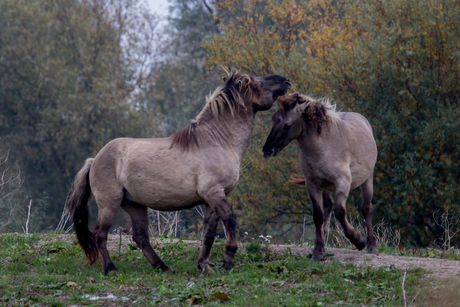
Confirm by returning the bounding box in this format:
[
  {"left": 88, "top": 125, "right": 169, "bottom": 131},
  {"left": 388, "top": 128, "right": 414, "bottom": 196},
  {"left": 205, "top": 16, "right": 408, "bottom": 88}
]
[
  {"left": 67, "top": 72, "right": 291, "bottom": 274},
  {"left": 262, "top": 92, "right": 378, "bottom": 260}
]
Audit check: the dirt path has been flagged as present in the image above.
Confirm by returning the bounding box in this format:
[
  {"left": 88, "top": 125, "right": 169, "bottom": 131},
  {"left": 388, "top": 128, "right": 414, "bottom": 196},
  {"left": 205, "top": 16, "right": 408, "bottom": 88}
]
[
  {"left": 48, "top": 234, "right": 460, "bottom": 280},
  {"left": 269, "top": 245, "right": 460, "bottom": 280}
]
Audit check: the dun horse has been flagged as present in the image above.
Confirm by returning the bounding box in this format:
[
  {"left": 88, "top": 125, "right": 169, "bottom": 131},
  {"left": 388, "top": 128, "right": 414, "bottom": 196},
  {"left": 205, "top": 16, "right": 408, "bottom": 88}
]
[
  {"left": 262, "top": 92, "right": 378, "bottom": 260},
  {"left": 67, "top": 72, "right": 291, "bottom": 274}
]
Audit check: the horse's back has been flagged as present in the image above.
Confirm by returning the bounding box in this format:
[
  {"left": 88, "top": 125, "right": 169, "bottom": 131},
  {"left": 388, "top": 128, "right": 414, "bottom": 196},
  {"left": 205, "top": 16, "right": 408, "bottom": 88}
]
[
  {"left": 89, "top": 137, "right": 203, "bottom": 210},
  {"left": 300, "top": 112, "right": 377, "bottom": 191},
  {"left": 89, "top": 136, "right": 242, "bottom": 210}
]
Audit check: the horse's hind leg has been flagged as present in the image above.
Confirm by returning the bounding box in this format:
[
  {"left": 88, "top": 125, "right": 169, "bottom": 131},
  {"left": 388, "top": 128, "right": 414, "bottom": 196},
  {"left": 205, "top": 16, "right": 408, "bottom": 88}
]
[
  {"left": 360, "top": 172, "right": 378, "bottom": 253},
  {"left": 93, "top": 197, "right": 122, "bottom": 274},
  {"left": 121, "top": 202, "right": 170, "bottom": 272},
  {"left": 306, "top": 183, "right": 326, "bottom": 260},
  {"left": 334, "top": 180, "right": 366, "bottom": 250},
  {"left": 197, "top": 204, "right": 220, "bottom": 274}
]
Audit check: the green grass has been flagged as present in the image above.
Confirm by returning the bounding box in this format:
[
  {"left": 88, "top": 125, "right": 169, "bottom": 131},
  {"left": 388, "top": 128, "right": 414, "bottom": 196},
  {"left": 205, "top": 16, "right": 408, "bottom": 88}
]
[{"left": 0, "top": 234, "right": 427, "bottom": 306}]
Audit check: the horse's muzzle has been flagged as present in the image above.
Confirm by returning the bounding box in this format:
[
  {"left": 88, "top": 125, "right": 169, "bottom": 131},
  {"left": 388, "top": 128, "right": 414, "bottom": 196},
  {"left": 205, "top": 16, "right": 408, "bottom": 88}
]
[{"left": 263, "top": 148, "right": 279, "bottom": 158}]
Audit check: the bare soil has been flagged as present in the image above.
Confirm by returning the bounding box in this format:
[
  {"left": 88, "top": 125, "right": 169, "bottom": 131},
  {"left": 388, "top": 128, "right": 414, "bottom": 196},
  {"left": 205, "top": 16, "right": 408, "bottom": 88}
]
[
  {"left": 269, "top": 245, "right": 460, "bottom": 280},
  {"left": 47, "top": 234, "right": 460, "bottom": 280}
]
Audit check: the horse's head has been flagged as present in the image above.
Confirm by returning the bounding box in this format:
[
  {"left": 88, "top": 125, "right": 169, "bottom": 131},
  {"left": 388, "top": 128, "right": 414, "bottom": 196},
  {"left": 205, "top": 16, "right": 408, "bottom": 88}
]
[
  {"left": 253, "top": 74, "right": 292, "bottom": 111},
  {"left": 219, "top": 73, "right": 291, "bottom": 114},
  {"left": 262, "top": 92, "right": 312, "bottom": 158}
]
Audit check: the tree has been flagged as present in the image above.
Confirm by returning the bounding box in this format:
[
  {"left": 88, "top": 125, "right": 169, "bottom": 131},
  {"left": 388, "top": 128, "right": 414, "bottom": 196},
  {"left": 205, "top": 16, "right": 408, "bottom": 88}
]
[
  {"left": 0, "top": 152, "right": 25, "bottom": 232},
  {"left": 0, "top": 0, "right": 160, "bottom": 229},
  {"left": 204, "top": 0, "right": 460, "bottom": 245},
  {"left": 145, "top": 0, "right": 222, "bottom": 135}
]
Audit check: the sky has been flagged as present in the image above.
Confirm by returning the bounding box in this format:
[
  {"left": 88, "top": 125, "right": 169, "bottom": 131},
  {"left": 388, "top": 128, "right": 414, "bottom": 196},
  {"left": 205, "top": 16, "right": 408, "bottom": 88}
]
[{"left": 145, "top": 0, "right": 171, "bottom": 17}]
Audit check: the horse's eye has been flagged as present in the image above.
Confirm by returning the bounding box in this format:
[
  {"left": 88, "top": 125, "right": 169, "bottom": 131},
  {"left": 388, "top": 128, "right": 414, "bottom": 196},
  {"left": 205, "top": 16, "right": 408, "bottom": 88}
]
[{"left": 283, "top": 124, "right": 291, "bottom": 130}]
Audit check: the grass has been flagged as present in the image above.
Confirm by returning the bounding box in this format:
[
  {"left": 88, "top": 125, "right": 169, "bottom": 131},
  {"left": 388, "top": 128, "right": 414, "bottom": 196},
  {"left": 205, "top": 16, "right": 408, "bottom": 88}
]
[{"left": 0, "top": 233, "right": 430, "bottom": 306}]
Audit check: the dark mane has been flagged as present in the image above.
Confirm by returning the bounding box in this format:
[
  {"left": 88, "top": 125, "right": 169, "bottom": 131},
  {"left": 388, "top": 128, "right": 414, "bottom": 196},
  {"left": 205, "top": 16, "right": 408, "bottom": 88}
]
[{"left": 171, "top": 73, "right": 262, "bottom": 151}]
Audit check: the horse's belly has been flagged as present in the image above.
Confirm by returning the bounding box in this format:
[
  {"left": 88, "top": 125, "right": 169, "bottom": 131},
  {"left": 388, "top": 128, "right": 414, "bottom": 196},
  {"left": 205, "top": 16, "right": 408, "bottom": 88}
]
[
  {"left": 308, "top": 177, "right": 336, "bottom": 192},
  {"left": 124, "top": 182, "right": 202, "bottom": 210},
  {"left": 350, "top": 174, "right": 368, "bottom": 190},
  {"left": 349, "top": 162, "right": 374, "bottom": 190}
]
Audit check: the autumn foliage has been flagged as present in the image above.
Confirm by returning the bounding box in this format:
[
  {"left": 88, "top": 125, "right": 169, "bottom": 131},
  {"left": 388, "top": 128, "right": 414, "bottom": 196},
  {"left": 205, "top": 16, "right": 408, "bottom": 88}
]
[{"left": 205, "top": 0, "right": 460, "bottom": 245}]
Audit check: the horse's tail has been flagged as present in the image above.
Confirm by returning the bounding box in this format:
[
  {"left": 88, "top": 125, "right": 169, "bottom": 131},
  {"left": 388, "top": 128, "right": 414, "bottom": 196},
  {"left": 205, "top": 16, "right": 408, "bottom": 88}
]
[
  {"left": 67, "top": 158, "right": 99, "bottom": 264},
  {"left": 289, "top": 173, "right": 306, "bottom": 186}
]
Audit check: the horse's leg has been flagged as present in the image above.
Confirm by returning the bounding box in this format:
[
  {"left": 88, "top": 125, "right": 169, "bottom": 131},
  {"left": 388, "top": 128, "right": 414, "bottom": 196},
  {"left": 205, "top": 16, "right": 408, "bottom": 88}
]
[
  {"left": 306, "top": 183, "right": 326, "bottom": 260},
  {"left": 322, "top": 191, "right": 334, "bottom": 245},
  {"left": 93, "top": 196, "right": 122, "bottom": 275},
  {"left": 121, "top": 202, "right": 170, "bottom": 272},
  {"left": 334, "top": 180, "right": 366, "bottom": 250},
  {"left": 202, "top": 190, "right": 237, "bottom": 270},
  {"left": 360, "top": 172, "right": 378, "bottom": 253},
  {"left": 197, "top": 204, "right": 220, "bottom": 274}
]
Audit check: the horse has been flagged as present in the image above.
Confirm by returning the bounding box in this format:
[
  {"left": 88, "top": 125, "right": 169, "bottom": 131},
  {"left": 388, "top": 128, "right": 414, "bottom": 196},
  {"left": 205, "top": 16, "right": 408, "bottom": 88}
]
[
  {"left": 67, "top": 72, "right": 292, "bottom": 274},
  {"left": 262, "top": 91, "right": 378, "bottom": 260}
]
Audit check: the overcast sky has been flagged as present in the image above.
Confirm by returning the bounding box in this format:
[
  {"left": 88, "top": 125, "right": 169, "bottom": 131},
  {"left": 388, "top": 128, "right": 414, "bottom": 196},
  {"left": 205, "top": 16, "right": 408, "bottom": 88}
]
[{"left": 145, "top": 0, "right": 171, "bottom": 16}]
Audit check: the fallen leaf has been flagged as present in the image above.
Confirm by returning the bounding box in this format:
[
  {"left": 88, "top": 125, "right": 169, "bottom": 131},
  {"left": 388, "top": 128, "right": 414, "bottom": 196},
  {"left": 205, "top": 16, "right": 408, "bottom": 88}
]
[
  {"left": 66, "top": 281, "right": 77, "bottom": 289},
  {"left": 211, "top": 291, "right": 231, "bottom": 301},
  {"left": 311, "top": 270, "right": 323, "bottom": 276}
]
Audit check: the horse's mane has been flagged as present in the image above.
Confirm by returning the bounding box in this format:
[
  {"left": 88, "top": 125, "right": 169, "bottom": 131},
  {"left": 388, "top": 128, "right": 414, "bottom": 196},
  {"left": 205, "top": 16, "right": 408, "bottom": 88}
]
[
  {"left": 171, "top": 72, "right": 262, "bottom": 151},
  {"left": 277, "top": 92, "right": 341, "bottom": 134}
]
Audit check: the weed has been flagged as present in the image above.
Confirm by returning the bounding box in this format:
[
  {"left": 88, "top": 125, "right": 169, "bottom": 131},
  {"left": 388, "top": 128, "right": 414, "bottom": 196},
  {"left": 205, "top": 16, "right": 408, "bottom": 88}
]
[{"left": 246, "top": 240, "right": 262, "bottom": 254}]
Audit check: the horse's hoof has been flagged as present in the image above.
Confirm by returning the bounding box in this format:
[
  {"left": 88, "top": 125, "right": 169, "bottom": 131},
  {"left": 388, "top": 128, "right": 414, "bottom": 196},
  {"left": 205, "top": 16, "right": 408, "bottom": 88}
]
[
  {"left": 356, "top": 239, "right": 366, "bottom": 251},
  {"left": 222, "top": 253, "right": 234, "bottom": 270},
  {"left": 367, "top": 247, "right": 379, "bottom": 254},
  {"left": 104, "top": 263, "right": 118, "bottom": 275},
  {"left": 311, "top": 254, "right": 324, "bottom": 261},
  {"left": 200, "top": 264, "right": 215, "bottom": 274}
]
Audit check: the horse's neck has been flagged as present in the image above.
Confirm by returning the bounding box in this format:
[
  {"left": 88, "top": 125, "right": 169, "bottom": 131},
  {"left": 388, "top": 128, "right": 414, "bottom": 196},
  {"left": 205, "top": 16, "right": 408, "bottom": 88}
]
[
  {"left": 296, "top": 120, "right": 327, "bottom": 157},
  {"left": 207, "top": 112, "right": 256, "bottom": 160}
]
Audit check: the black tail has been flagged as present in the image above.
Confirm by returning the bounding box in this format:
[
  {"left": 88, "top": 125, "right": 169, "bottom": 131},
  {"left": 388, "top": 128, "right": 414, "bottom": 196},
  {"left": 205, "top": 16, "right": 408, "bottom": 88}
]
[{"left": 67, "top": 158, "right": 98, "bottom": 264}]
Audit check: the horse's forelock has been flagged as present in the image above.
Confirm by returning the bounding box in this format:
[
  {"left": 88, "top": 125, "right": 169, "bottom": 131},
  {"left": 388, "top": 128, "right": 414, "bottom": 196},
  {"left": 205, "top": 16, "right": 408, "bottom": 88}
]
[{"left": 277, "top": 92, "right": 299, "bottom": 113}]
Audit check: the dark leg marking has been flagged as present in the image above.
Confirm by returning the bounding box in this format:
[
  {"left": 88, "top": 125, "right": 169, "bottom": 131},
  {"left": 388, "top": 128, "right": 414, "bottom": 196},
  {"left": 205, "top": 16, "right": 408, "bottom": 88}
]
[
  {"left": 121, "top": 201, "right": 171, "bottom": 272},
  {"left": 203, "top": 193, "right": 238, "bottom": 270},
  {"left": 334, "top": 192, "right": 365, "bottom": 250},
  {"left": 197, "top": 204, "right": 220, "bottom": 274},
  {"left": 360, "top": 173, "right": 378, "bottom": 253},
  {"left": 306, "top": 184, "right": 326, "bottom": 261}
]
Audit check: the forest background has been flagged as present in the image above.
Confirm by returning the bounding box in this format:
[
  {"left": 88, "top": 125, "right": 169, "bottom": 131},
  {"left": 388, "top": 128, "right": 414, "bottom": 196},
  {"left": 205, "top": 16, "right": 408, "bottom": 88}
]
[{"left": 0, "top": 0, "right": 458, "bottom": 248}]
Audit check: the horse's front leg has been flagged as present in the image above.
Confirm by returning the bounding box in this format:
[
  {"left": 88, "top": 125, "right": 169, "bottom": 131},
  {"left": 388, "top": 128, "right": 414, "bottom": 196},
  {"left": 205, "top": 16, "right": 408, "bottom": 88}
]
[
  {"left": 202, "top": 191, "right": 238, "bottom": 270},
  {"left": 322, "top": 191, "right": 334, "bottom": 240},
  {"left": 197, "top": 204, "right": 220, "bottom": 274},
  {"left": 306, "top": 184, "right": 326, "bottom": 260}
]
